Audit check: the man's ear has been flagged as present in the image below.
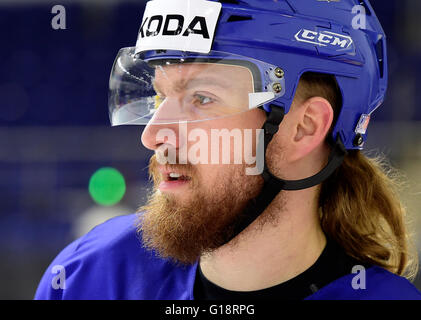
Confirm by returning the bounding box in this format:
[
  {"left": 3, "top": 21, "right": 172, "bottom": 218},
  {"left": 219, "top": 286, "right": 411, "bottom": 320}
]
[{"left": 288, "top": 97, "right": 334, "bottom": 162}]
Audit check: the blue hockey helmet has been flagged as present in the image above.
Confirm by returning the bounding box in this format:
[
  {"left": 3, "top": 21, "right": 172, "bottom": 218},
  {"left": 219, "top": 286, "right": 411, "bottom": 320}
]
[{"left": 109, "top": 0, "right": 387, "bottom": 150}]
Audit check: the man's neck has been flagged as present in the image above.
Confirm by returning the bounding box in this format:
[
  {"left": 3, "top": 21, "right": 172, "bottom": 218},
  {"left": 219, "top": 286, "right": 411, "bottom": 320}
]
[{"left": 199, "top": 187, "right": 326, "bottom": 292}]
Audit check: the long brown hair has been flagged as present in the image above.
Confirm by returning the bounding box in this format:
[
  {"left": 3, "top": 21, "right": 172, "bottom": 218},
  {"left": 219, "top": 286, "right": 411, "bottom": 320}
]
[{"left": 296, "top": 72, "right": 419, "bottom": 280}]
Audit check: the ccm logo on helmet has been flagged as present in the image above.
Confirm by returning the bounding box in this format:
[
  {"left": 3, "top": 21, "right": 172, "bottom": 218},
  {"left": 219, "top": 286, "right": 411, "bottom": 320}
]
[
  {"left": 139, "top": 15, "right": 210, "bottom": 39},
  {"left": 295, "top": 29, "right": 353, "bottom": 49}
]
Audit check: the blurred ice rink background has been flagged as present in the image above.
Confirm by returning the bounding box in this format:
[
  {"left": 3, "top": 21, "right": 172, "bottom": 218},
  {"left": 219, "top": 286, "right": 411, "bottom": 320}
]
[{"left": 0, "top": 0, "right": 420, "bottom": 299}]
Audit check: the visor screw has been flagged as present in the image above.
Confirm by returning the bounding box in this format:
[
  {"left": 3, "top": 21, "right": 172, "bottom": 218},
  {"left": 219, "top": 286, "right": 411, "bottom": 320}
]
[
  {"left": 274, "top": 68, "right": 284, "bottom": 78},
  {"left": 354, "top": 134, "right": 364, "bottom": 147},
  {"left": 272, "top": 83, "right": 283, "bottom": 93}
]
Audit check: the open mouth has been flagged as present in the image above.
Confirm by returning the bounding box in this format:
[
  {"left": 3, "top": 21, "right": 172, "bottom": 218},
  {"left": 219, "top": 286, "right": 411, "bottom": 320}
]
[
  {"left": 157, "top": 166, "right": 193, "bottom": 191},
  {"left": 166, "top": 172, "right": 191, "bottom": 182}
]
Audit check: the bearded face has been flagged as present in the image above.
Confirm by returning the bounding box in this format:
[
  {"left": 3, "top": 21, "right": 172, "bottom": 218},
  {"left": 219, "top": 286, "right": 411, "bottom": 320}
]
[
  {"left": 137, "top": 62, "right": 283, "bottom": 264},
  {"left": 137, "top": 154, "right": 264, "bottom": 264}
]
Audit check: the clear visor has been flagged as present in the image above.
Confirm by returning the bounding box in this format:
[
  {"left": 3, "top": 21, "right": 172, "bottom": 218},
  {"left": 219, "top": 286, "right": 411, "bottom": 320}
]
[{"left": 109, "top": 47, "right": 285, "bottom": 126}]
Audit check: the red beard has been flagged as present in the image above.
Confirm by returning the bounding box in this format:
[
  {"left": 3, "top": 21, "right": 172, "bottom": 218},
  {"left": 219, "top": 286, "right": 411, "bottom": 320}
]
[{"left": 136, "top": 155, "right": 265, "bottom": 264}]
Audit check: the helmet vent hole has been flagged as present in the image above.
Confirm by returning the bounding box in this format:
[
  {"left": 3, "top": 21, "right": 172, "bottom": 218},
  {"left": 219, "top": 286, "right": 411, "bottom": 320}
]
[
  {"left": 226, "top": 15, "right": 253, "bottom": 22},
  {"left": 375, "top": 38, "right": 385, "bottom": 78},
  {"left": 219, "top": 0, "right": 240, "bottom": 4}
]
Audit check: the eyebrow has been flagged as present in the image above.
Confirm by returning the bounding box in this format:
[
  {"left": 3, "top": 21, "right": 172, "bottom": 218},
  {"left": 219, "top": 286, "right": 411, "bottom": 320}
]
[{"left": 153, "top": 76, "right": 231, "bottom": 95}]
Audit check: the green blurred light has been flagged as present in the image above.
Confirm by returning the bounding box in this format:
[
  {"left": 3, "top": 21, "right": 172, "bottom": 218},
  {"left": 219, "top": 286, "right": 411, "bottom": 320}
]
[{"left": 89, "top": 167, "right": 126, "bottom": 206}]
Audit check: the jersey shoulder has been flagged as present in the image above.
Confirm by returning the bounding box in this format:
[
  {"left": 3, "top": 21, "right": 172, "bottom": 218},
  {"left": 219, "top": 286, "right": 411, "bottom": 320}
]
[
  {"left": 34, "top": 213, "right": 197, "bottom": 300},
  {"left": 306, "top": 265, "right": 421, "bottom": 300}
]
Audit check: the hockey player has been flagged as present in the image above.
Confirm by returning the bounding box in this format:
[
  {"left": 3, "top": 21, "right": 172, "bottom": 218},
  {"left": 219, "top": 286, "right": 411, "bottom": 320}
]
[{"left": 35, "top": 0, "right": 421, "bottom": 300}]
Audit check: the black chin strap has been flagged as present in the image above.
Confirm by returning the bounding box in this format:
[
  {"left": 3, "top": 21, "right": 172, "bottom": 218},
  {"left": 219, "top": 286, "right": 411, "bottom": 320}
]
[{"left": 225, "top": 105, "right": 348, "bottom": 243}]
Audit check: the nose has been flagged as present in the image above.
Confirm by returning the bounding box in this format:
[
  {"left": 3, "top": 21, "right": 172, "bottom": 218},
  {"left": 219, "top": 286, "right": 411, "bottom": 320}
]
[
  {"left": 140, "top": 97, "right": 185, "bottom": 151},
  {"left": 141, "top": 122, "right": 181, "bottom": 151}
]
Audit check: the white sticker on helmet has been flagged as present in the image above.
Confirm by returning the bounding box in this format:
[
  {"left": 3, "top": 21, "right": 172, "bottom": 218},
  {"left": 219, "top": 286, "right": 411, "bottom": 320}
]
[
  {"left": 249, "top": 92, "right": 275, "bottom": 109},
  {"left": 135, "top": 0, "right": 222, "bottom": 54},
  {"left": 294, "top": 29, "right": 354, "bottom": 50}
]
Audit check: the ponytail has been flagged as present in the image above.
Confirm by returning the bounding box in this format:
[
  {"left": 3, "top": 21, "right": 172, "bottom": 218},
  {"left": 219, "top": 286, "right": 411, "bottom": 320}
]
[
  {"left": 297, "top": 72, "right": 418, "bottom": 280},
  {"left": 320, "top": 151, "right": 418, "bottom": 280}
]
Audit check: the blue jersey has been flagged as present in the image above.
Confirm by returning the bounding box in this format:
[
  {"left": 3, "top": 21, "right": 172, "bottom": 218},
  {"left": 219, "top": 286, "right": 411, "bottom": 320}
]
[{"left": 34, "top": 214, "right": 421, "bottom": 300}]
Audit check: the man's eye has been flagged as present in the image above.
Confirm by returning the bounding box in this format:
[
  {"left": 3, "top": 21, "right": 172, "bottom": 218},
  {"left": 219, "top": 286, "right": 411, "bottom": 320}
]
[{"left": 194, "top": 94, "right": 213, "bottom": 106}]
